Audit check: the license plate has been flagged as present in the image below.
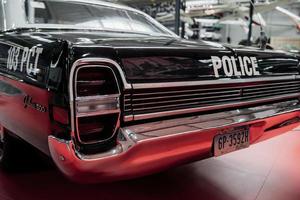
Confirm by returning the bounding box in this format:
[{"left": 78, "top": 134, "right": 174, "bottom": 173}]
[{"left": 214, "top": 126, "right": 250, "bottom": 157}]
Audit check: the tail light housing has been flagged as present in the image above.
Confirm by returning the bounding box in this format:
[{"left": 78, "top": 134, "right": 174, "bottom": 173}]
[
  {"left": 72, "top": 65, "right": 120, "bottom": 146},
  {"left": 77, "top": 114, "right": 119, "bottom": 143},
  {"left": 76, "top": 67, "right": 119, "bottom": 96}
]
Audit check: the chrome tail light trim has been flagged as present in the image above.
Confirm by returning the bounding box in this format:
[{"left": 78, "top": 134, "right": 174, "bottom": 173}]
[
  {"left": 69, "top": 58, "right": 125, "bottom": 146},
  {"left": 75, "top": 95, "right": 120, "bottom": 117}
]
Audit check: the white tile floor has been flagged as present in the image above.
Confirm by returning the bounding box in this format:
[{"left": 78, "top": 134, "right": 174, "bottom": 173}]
[{"left": 0, "top": 129, "right": 299, "bottom": 200}]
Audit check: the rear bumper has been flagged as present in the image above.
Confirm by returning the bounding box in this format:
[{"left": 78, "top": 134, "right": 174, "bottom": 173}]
[{"left": 49, "top": 100, "right": 300, "bottom": 183}]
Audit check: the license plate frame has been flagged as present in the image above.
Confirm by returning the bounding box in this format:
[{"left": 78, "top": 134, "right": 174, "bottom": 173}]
[{"left": 214, "top": 126, "right": 250, "bottom": 157}]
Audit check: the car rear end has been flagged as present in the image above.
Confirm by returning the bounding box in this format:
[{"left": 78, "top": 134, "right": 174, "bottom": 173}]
[{"left": 48, "top": 42, "right": 300, "bottom": 183}]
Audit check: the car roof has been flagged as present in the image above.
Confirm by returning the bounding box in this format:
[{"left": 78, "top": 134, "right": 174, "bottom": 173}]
[{"left": 37, "top": 0, "right": 137, "bottom": 12}]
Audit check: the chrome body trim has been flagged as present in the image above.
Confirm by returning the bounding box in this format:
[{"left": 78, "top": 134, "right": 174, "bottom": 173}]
[
  {"left": 69, "top": 58, "right": 131, "bottom": 131},
  {"left": 74, "top": 99, "right": 300, "bottom": 159},
  {"left": 125, "top": 76, "right": 300, "bottom": 121},
  {"left": 132, "top": 79, "right": 300, "bottom": 97},
  {"left": 72, "top": 61, "right": 131, "bottom": 95},
  {"left": 69, "top": 61, "right": 124, "bottom": 145},
  {"left": 75, "top": 94, "right": 120, "bottom": 117},
  {"left": 124, "top": 100, "right": 300, "bottom": 141},
  {"left": 76, "top": 94, "right": 120, "bottom": 102},
  {"left": 76, "top": 108, "right": 120, "bottom": 118},
  {"left": 132, "top": 75, "right": 300, "bottom": 89},
  {"left": 49, "top": 99, "right": 300, "bottom": 182},
  {"left": 131, "top": 93, "right": 300, "bottom": 121},
  {"left": 124, "top": 115, "right": 134, "bottom": 122}
]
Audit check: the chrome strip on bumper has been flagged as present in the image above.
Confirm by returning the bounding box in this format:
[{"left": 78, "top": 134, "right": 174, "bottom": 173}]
[{"left": 48, "top": 100, "right": 300, "bottom": 183}]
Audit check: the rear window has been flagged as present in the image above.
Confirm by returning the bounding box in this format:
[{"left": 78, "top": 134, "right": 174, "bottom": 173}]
[{"left": 25, "top": 0, "right": 170, "bottom": 36}]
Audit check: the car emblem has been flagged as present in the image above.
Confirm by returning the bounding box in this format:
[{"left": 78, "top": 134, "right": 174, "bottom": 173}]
[{"left": 50, "top": 51, "right": 63, "bottom": 69}]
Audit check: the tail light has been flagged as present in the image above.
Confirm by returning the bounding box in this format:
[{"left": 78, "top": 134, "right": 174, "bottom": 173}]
[
  {"left": 76, "top": 67, "right": 118, "bottom": 96},
  {"left": 77, "top": 114, "right": 119, "bottom": 143},
  {"left": 72, "top": 66, "right": 120, "bottom": 145}
]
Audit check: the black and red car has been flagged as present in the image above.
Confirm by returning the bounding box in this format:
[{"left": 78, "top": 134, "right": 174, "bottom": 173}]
[{"left": 0, "top": 0, "right": 300, "bottom": 183}]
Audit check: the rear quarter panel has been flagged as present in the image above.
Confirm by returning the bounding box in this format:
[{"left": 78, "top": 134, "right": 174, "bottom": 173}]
[{"left": 0, "top": 31, "right": 67, "bottom": 155}]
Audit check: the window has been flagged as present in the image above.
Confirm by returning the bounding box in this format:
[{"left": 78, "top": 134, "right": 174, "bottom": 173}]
[
  {"left": 25, "top": 0, "right": 171, "bottom": 36},
  {"left": 127, "top": 12, "right": 161, "bottom": 33}
]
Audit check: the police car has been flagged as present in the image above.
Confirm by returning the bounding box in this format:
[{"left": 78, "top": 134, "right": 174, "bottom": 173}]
[{"left": 0, "top": 0, "right": 299, "bottom": 183}]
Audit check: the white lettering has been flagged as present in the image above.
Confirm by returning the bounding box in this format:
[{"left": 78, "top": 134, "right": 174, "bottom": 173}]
[
  {"left": 20, "top": 47, "right": 29, "bottom": 72},
  {"left": 6, "top": 46, "right": 43, "bottom": 76},
  {"left": 13, "top": 47, "right": 20, "bottom": 71},
  {"left": 211, "top": 56, "right": 222, "bottom": 78},
  {"left": 7, "top": 47, "right": 20, "bottom": 71},
  {"left": 211, "top": 56, "right": 260, "bottom": 78},
  {"left": 243, "top": 56, "right": 253, "bottom": 76},
  {"left": 238, "top": 57, "right": 246, "bottom": 76},
  {"left": 250, "top": 57, "right": 260, "bottom": 76},
  {"left": 34, "top": 48, "right": 43, "bottom": 75},
  {"left": 231, "top": 56, "right": 241, "bottom": 76},
  {"left": 7, "top": 47, "right": 12, "bottom": 70},
  {"left": 26, "top": 48, "right": 34, "bottom": 75},
  {"left": 222, "top": 56, "right": 233, "bottom": 77}
]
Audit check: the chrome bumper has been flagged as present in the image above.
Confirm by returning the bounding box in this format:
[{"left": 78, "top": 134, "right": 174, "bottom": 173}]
[{"left": 49, "top": 100, "right": 300, "bottom": 183}]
